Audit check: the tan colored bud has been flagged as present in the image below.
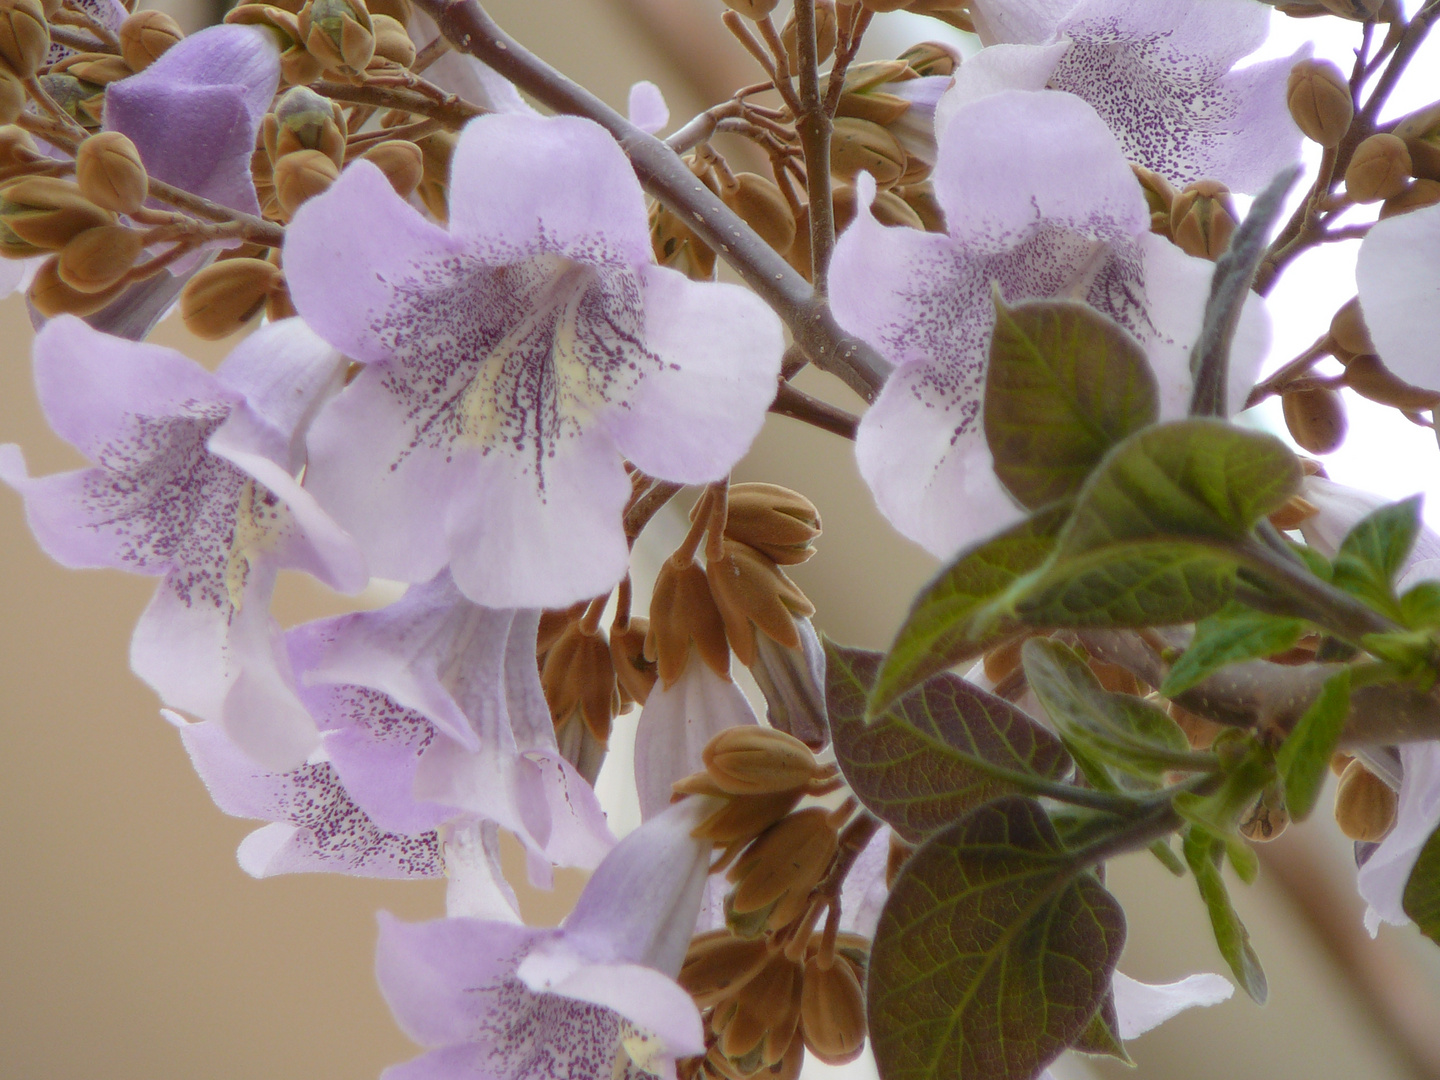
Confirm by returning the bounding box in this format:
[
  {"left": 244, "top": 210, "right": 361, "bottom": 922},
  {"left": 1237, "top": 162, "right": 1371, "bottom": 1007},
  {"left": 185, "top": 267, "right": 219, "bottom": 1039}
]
[
  {"left": 651, "top": 201, "right": 717, "bottom": 280},
  {"left": 369, "top": 12, "right": 415, "bottom": 66},
  {"left": 366, "top": 0, "right": 410, "bottom": 21},
  {"left": 37, "top": 74, "right": 101, "bottom": 128},
  {"left": 712, "top": 954, "right": 803, "bottom": 1069},
  {"left": 179, "top": 257, "right": 284, "bottom": 339},
  {"left": 693, "top": 788, "right": 803, "bottom": 845},
  {"left": 716, "top": 482, "right": 821, "bottom": 565},
  {"left": 707, "top": 539, "right": 815, "bottom": 666},
  {"left": 0, "top": 69, "right": 23, "bottom": 125},
  {"left": 679, "top": 931, "right": 770, "bottom": 1008},
  {"left": 416, "top": 129, "right": 454, "bottom": 221},
  {"left": 273, "top": 147, "right": 339, "bottom": 217},
  {"left": 1286, "top": 59, "right": 1353, "bottom": 148},
  {"left": 228, "top": 4, "right": 326, "bottom": 86},
  {"left": 610, "top": 616, "right": 657, "bottom": 708},
  {"left": 1132, "top": 162, "right": 1177, "bottom": 227},
  {"left": 727, "top": 807, "right": 839, "bottom": 929},
  {"left": 1239, "top": 784, "right": 1289, "bottom": 842},
  {"left": 75, "top": 131, "right": 149, "bottom": 215},
  {"left": 28, "top": 254, "right": 126, "bottom": 316},
  {"left": 898, "top": 40, "right": 960, "bottom": 77},
  {"left": 702, "top": 726, "right": 824, "bottom": 796},
  {"left": 1334, "top": 759, "right": 1398, "bottom": 842},
  {"left": 1329, "top": 296, "right": 1374, "bottom": 359},
  {"left": 720, "top": 172, "right": 796, "bottom": 255},
  {"left": 269, "top": 85, "right": 347, "bottom": 166},
  {"left": 1170, "top": 179, "right": 1238, "bottom": 260},
  {"left": 787, "top": 183, "right": 922, "bottom": 279},
  {"left": 838, "top": 58, "right": 911, "bottom": 95},
  {"left": 1393, "top": 101, "right": 1440, "bottom": 182},
  {"left": 1331, "top": 752, "right": 1354, "bottom": 777},
  {"left": 118, "top": 9, "right": 183, "bottom": 72},
  {"left": 835, "top": 82, "right": 913, "bottom": 128},
  {"left": 1268, "top": 493, "right": 1320, "bottom": 531},
  {"left": 1342, "top": 353, "right": 1440, "bottom": 412},
  {"left": 0, "top": 0, "right": 49, "bottom": 80},
  {"left": 1345, "top": 133, "right": 1412, "bottom": 203},
  {"left": 56, "top": 224, "right": 143, "bottom": 293},
  {"left": 1380, "top": 177, "right": 1440, "bottom": 219},
  {"left": 800, "top": 954, "right": 867, "bottom": 1065},
  {"left": 982, "top": 635, "right": 1027, "bottom": 685},
  {"left": 895, "top": 180, "right": 944, "bottom": 232},
  {"left": 1167, "top": 700, "right": 1223, "bottom": 750},
  {"left": 299, "top": 0, "right": 375, "bottom": 75},
  {"left": 1282, "top": 385, "right": 1347, "bottom": 454},
  {"left": 722, "top": 0, "right": 780, "bottom": 17},
  {"left": 829, "top": 116, "right": 907, "bottom": 188},
  {"left": 54, "top": 52, "right": 135, "bottom": 86},
  {"left": 541, "top": 623, "right": 618, "bottom": 744},
  {"left": 0, "top": 177, "right": 113, "bottom": 253},
  {"left": 537, "top": 602, "right": 585, "bottom": 657},
  {"left": 781, "top": 0, "right": 837, "bottom": 70},
  {"left": 0, "top": 124, "right": 38, "bottom": 171},
  {"left": 647, "top": 558, "right": 731, "bottom": 687}
]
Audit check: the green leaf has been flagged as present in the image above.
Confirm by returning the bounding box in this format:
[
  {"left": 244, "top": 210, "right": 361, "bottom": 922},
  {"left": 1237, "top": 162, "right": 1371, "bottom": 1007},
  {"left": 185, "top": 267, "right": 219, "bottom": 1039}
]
[
  {"left": 1331, "top": 496, "right": 1423, "bottom": 617},
  {"left": 985, "top": 296, "right": 1158, "bottom": 510},
  {"left": 1402, "top": 822, "right": 1440, "bottom": 948},
  {"left": 1275, "top": 669, "right": 1352, "bottom": 821},
  {"left": 871, "top": 504, "right": 1069, "bottom": 714},
  {"left": 868, "top": 797, "right": 1126, "bottom": 1080},
  {"left": 826, "top": 641, "right": 1072, "bottom": 843},
  {"left": 1183, "top": 828, "right": 1268, "bottom": 1003},
  {"left": 1401, "top": 581, "right": 1440, "bottom": 629},
  {"left": 1071, "top": 993, "right": 1132, "bottom": 1064},
  {"left": 1161, "top": 602, "right": 1306, "bottom": 697}
]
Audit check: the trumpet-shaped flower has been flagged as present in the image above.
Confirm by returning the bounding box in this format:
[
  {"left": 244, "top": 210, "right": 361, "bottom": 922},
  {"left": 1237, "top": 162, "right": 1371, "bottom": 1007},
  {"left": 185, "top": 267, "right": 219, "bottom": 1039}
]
[
  {"left": 377, "top": 796, "right": 717, "bottom": 1080},
  {"left": 1356, "top": 201, "right": 1440, "bottom": 393},
  {"left": 0, "top": 317, "right": 364, "bottom": 769},
  {"left": 830, "top": 89, "right": 1266, "bottom": 557},
  {"left": 283, "top": 112, "right": 784, "bottom": 608},
  {"left": 959, "top": 0, "right": 1301, "bottom": 192}
]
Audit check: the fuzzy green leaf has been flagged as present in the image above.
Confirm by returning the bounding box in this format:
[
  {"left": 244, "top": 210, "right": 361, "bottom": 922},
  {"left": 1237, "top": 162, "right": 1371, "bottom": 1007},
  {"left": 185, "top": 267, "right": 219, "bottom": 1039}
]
[
  {"left": 1331, "top": 495, "right": 1423, "bottom": 617},
  {"left": 1161, "top": 602, "right": 1307, "bottom": 697},
  {"left": 1183, "top": 829, "right": 1268, "bottom": 1003},
  {"left": 1275, "top": 669, "right": 1352, "bottom": 821}
]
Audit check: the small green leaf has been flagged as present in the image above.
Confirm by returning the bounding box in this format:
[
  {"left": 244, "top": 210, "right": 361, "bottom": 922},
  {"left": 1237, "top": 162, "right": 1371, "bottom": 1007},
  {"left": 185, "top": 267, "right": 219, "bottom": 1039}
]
[
  {"left": 871, "top": 504, "right": 1069, "bottom": 714},
  {"left": 1183, "top": 829, "right": 1268, "bottom": 1003},
  {"left": 1225, "top": 834, "right": 1259, "bottom": 885},
  {"left": 985, "top": 296, "right": 1158, "bottom": 510},
  {"left": 826, "top": 641, "right": 1072, "bottom": 843},
  {"left": 1161, "top": 602, "right": 1307, "bottom": 697},
  {"left": 1071, "top": 993, "right": 1132, "bottom": 1064},
  {"left": 868, "top": 797, "right": 1126, "bottom": 1080},
  {"left": 1402, "top": 822, "right": 1440, "bottom": 948},
  {"left": 1275, "top": 669, "right": 1352, "bottom": 821},
  {"left": 1331, "top": 496, "right": 1423, "bottom": 617},
  {"left": 1401, "top": 582, "right": 1440, "bottom": 629},
  {"left": 1150, "top": 837, "right": 1187, "bottom": 877},
  {"left": 1290, "top": 541, "right": 1332, "bottom": 582}
]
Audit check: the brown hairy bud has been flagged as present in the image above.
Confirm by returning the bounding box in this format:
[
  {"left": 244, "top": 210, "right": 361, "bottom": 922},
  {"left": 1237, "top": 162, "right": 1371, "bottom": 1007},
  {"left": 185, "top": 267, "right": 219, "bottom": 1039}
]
[
  {"left": 716, "top": 482, "right": 821, "bottom": 565},
  {"left": 679, "top": 931, "right": 770, "bottom": 1008},
  {"left": 1380, "top": 177, "right": 1440, "bottom": 219},
  {"left": 1170, "top": 179, "right": 1237, "bottom": 260},
  {"left": 1131, "top": 162, "right": 1176, "bottom": 233},
  {"left": 722, "top": 0, "right": 780, "bottom": 17},
  {"left": 1167, "top": 700, "right": 1223, "bottom": 750},
  {"left": 415, "top": 129, "right": 454, "bottom": 221},
  {"left": 227, "top": 4, "right": 323, "bottom": 85},
  {"left": 179, "top": 257, "right": 284, "bottom": 339},
  {"left": 895, "top": 180, "right": 944, "bottom": 232},
  {"left": 711, "top": 954, "right": 803, "bottom": 1069},
  {"left": 118, "top": 9, "right": 183, "bottom": 72},
  {"left": 269, "top": 86, "right": 347, "bottom": 166},
  {"left": 0, "top": 68, "right": 26, "bottom": 126},
  {"left": 1331, "top": 752, "right": 1354, "bottom": 777},
  {"left": 273, "top": 147, "right": 339, "bottom": 217},
  {"left": 610, "top": 617, "right": 657, "bottom": 708},
  {"left": 719, "top": 172, "right": 796, "bottom": 255},
  {"left": 646, "top": 558, "right": 731, "bottom": 686},
  {"left": 357, "top": 140, "right": 424, "bottom": 199},
  {"left": 702, "top": 726, "right": 824, "bottom": 796},
  {"left": 1345, "top": 133, "right": 1412, "bottom": 203},
  {"left": 366, "top": 0, "right": 410, "bottom": 21},
  {"left": 54, "top": 52, "right": 134, "bottom": 86},
  {"left": 1334, "top": 759, "right": 1398, "bottom": 842},
  {"left": 834, "top": 61, "right": 913, "bottom": 127},
  {"left": 800, "top": 954, "right": 867, "bottom": 1065},
  {"left": 781, "top": 0, "right": 837, "bottom": 70},
  {"left": 0, "top": 0, "right": 49, "bottom": 80},
  {"left": 56, "top": 223, "right": 143, "bottom": 293},
  {"left": 1342, "top": 353, "right": 1440, "bottom": 412},
  {"left": 541, "top": 623, "right": 618, "bottom": 745},
  {"left": 1393, "top": 102, "right": 1440, "bottom": 182},
  {"left": 1268, "top": 493, "right": 1320, "bottom": 531},
  {"left": 0, "top": 177, "right": 113, "bottom": 254},
  {"left": 1239, "top": 783, "right": 1289, "bottom": 842},
  {"left": 1329, "top": 296, "right": 1374, "bottom": 359},
  {"left": 707, "top": 539, "right": 816, "bottom": 666},
  {"left": 0, "top": 124, "right": 37, "bottom": 172},
  {"left": 727, "top": 808, "right": 838, "bottom": 932},
  {"left": 651, "top": 202, "right": 716, "bottom": 280},
  {"left": 787, "top": 183, "right": 922, "bottom": 279},
  {"left": 829, "top": 116, "right": 907, "bottom": 187},
  {"left": 1282, "top": 386, "right": 1347, "bottom": 454},
  {"left": 28, "top": 254, "right": 126, "bottom": 316},
  {"left": 298, "top": 0, "right": 375, "bottom": 76},
  {"left": 1286, "top": 59, "right": 1352, "bottom": 148},
  {"left": 692, "top": 788, "right": 803, "bottom": 845},
  {"left": 537, "top": 602, "right": 585, "bottom": 657},
  {"left": 898, "top": 40, "right": 960, "bottom": 77},
  {"left": 368, "top": 13, "right": 415, "bottom": 66},
  {"left": 75, "top": 131, "right": 149, "bottom": 215}
]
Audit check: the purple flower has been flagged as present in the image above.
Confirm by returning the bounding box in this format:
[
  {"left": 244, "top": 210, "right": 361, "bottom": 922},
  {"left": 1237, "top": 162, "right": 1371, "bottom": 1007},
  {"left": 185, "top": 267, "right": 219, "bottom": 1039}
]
[
  {"left": 376, "top": 796, "right": 716, "bottom": 1080},
  {"left": 959, "top": 0, "right": 1302, "bottom": 192},
  {"left": 830, "top": 89, "right": 1267, "bottom": 557},
  {"left": 1356, "top": 201, "right": 1440, "bottom": 393},
  {"left": 0, "top": 317, "right": 365, "bottom": 769},
  {"left": 283, "top": 112, "right": 784, "bottom": 608}
]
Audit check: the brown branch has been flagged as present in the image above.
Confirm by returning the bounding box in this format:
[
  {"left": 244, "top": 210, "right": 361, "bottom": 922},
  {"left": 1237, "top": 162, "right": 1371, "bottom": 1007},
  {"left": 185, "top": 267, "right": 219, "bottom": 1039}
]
[
  {"left": 789, "top": 0, "right": 834, "bottom": 291},
  {"left": 769, "top": 380, "right": 858, "bottom": 440},
  {"left": 47, "top": 23, "right": 116, "bottom": 53},
  {"left": 311, "top": 79, "right": 485, "bottom": 127}
]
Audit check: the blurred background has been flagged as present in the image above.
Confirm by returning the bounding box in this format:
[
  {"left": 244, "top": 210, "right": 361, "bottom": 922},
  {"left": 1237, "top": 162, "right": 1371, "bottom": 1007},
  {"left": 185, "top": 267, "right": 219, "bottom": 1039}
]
[{"left": 2, "top": 1, "right": 1440, "bottom": 1078}]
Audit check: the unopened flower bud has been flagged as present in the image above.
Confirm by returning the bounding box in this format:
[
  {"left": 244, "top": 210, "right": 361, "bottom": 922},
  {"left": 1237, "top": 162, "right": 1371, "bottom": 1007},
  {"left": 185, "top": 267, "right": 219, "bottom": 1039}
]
[
  {"left": 647, "top": 557, "right": 730, "bottom": 686},
  {"left": 415, "top": 129, "right": 454, "bottom": 220},
  {"left": 1342, "top": 353, "right": 1440, "bottom": 411},
  {"left": 982, "top": 635, "right": 1027, "bottom": 685},
  {"left": 679, "top": 931, "right": 770, "bottom": 1008},
  {"left": 720, "top": 172, "right": 796, "bottom": 255},
  {"left": 610, "top": 616, "right": 657, "bottom": 707},
  {"left": 895, "top": 180, "right": 944, "bottom": 232},
  {"left": 273, "top": 147, "right": 339, "bottom": 217},
  {"left": 1380, "top": 178, "right": 1440, "bottom": 219},
  {"left": 1167, "top": 700, "right": 1223, "bottom": 750},
  {"left": 1393, "top": 102, "right": 1440, "bottom": 182},
  {"left": 1269, "top": 493, "right": 1320, "bottom": 531},
  {"left": 716, "top": 482, "right": 821, "bottom": 565},
  {"left": 788, "top": 184, "right": 921, "bottom": 279},
  {"left": 28, "top": 254, "right": 126, "bottom": 316},
  {"left": 367, "top": 0, "right": 410, "bottom": 21},
  {"left": 537, "top": 602, "right": 585, "bottom": 657},
  {"left": 1287, "top": 59, "right": 1353, "bottom": 148},
  {"left": 834, "top": 61, "right": 913, "bottom": 127},
  {"left": 1132, "top": 162, "right": 1176, "bottom": 233},
  {"left": 55, "top": 51, "right": 134, "bottom": 87},
  {"left": 898, "top": 40, "right": 960, "bottom": 77},
  {"left": 0, "top": 177, "right": 113, "bottom": 254},
  {"left": 178, "top": 257, "right": 284, "bottom": 339},
  {"left": 269, "top": 85, "right": 346, "bottom": 166},
  {"left": 751, "top": 619, "right": 829, "bottom": 750},
  {"left": 0, "top": 69, "right": 22, "bottom": 124},
  {"left": 118, "top": 9, "right": 182, "bottom": 72},
  {"left": 56, "top": 223, "right": 142, "bottom": 292},
  {"left": 0, "top": 124, "right": 37, "bottom": 171},
  {"left": 711, "top": 953, "right": 803, "bottom": 1069},
  {"left": 1334, "top": 759, "right": 1397, "bottom": 842},
  {"left": 830, "top": 116, "right": 907, "bottom": 187},
  {"left": 298, "top": 0, "right": 375, "bottom": 75},
  {"left": 707, "top": 539, "right": 815, "bottom": 666},
  {"left": 1282, "top": 386, "right": 1347, "bottom": 454},
  {"left": 541, "top": 623, "right": 618, "bottom": 744},
  {"left": 0, "top": 0, "right": 49, "bottom": 80},
  {"left": 1329, "top": 296, "right": 1374, "bottom": 359},
  {"left": 722, "top": 0, "right": 780, "bottom": 17},
  {"left": 693, "top": 788, "right": 803, "bottom": 845},
  {"left": 727, "top": 807, "right": 838, "bottom": 930},
  {"left": 1170, "top": 179, "right": 1237, "bottom": 260},
  {"left": 651, "top": 202, "right": 716, "bottom": 280},
  {"left": 1239, "top": 783, "right": 1289, "bottom": 842},
  {"left": 781, "top": 0, "right": 837, "bottom": 70},
  {"left": 38, "top": 74, "right": 100, "bottom": 127},
  {"left": 228, "top": 4, "right": 323, "bottom": 85},
  {"left": 800, "top": 953, "right": 867, "bottom": 1065},
  {"left": 75, "top": 131, "right": 148, "bottom": 215},
  {"left": 1345, "top": 133, "right": 1412, "bottom": 203},
  {"left": 368, "top": 12, "right": 414, "bottom": 66},
  {"left": 702, "top": 725, "right": 825, "bottom": 796}
]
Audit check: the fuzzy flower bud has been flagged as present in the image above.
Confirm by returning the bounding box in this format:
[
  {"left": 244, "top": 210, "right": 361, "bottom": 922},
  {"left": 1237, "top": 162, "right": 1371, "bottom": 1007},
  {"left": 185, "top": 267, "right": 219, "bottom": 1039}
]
[
  {"left": 226, "top": 4, "right": 323, "bottom": 86},
  {"left": 788, "top": 183, "right": 922, "bottom": 279},
  {"left": 829, "top": 116, "right": 907, "bottom": 187},
  {"left": 1393, "top": 101, "right": 1440, "bottom": 182},
  {"left": 1282, "top": 386, "right": 1347, "bottom": 454},
  {"left": 541, "top": 623, "right": 619, "bottom": 745},
  {"left": 368, "top": 12, "right": 414, "bottom": 66},
  {"left": 726, "top": 807, "right": 838, "bottom": 933},
  {"left": 895, "top": 180, "right": 943, "bottom": 232},
  {"left": 28, "top": 255, "right": 126, "bottom": 316},
  {"left": 56, "top": 224, "right": 143, "bottom": 293},
  {"left": 1342, "top": 354, "right": 1440, "bottom": 411},
  {"left": 1239, "top": 783, "right": 1289, "bottom": 842},
  {"left": 691, "top": 788, "right": 803, "bottom": 846},
  {"left": 1345, "top": 133, "right": 1412, "bottom": 203},
  {"left": 178, "top": 256, "right": 284, "bottom": 339},
  {"left": 118, "top": 9, "right": 183, "bottom": 72},
  {"left": 298, "top": 0, "right": 375, "bottom": 75},
  {"left": 834, "top": 60, "right": 914, "bottom": 127},
  {"left": 415, "top": 128, "right": 453, "bottom": 220},
  {"left": 647, "top": 557, "right": 731, "bottom": 687},
  {"left": 800, "top": 953, "right": 867, "bottom": 1065},
  {"left": 679, "top": 931, "right": 770, "bottom": 1008},
  {"left": 273, "top": 147, "right": 339, "bottom": 217},
  {"left": 0, "top": 178, "right": 113, "bottom": 255},
  {"left": 1131, "top": 162, "right": 1176, "bottom": 235},
  {"left": 722, "top": 0, "right": 780, "bottom": 17},
  {"left": 710, "top": 953, "right": 803, "bottom": 1072},
  {"left": 701, "top": 725, "right": 826, "bottom": 796},
  {"left": 719, "top": 172, "right": 796, "bottom": 255},
  {"left": 1170, "top": 179, "right": 1238, "bottom": 260},
  {"left": 610, "top": 616, "right": 657, "bottom": 708},
  {"left": 268, "top": 85, "right": 346, "bottom": 166},
  {"left": 54, "top": 52, "right": 133, "bottom": 87},
  {"left": 651, "top": 201, "right": 717, "bottom": 280},
  {"left": 74, "top": 131, "right": 149, "bottom": 215},
  {"left": 0, "top": 68, "right": 22, "bottom": 124},
  {"left": 0, "top": 0, "right": 49, "bottom": 81},
  {"left": 1286, "top": 59, "right": 1353, "bottom": 148},
  {"left": 1329, "top": 296, "right": 1374, "bottom": 359},
  {"left": 707, "top": 482, "right": 821, "bottom": 565},
  {"left": 898, "top": 40, "right": 959, "bottom": 78},
  {"left": 1334, "top": 759, "right": 1398, "bottom": 841},
  {"left": 1380, "top": 178, "right": 1440, "bottom": 219},
  {"left": 781, "top": 0, "right": 837, "bottom": 69},
  {"left": 707, "top": 539, "right": 815, "bottom": 666}
]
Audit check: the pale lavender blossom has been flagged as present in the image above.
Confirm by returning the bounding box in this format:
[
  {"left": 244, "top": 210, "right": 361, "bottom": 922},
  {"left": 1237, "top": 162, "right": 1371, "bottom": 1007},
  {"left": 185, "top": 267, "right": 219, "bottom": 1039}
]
[
  {"left": 750, "top": 615, "right": 828, "bottom": 749},
  {"left": 408, "top": 10, "right": 535, "bottom": 116},
  {"left": 830, "top": 89, "right": 1267, "bottom": 557},
  {"left": 959, "top": 0, "right": 1302, "bottom": 192},
  {"left": 284, "top": 112, "right": 784, "bottom": 609},
  {"left": 1355, "top": 201, "right": 1440, "bottom": 392},
  {"left": 376, "top": 796, "right": 716, "bottom": 1080},
  {"left": 0, "top": 317, "right": 364, "bottom": 770},
  {"left": 1358, "top": 742, "right": 1440, "bottom": 934},
  {"left": 627, "top": 81, "right": 669, "bottom": 134}
]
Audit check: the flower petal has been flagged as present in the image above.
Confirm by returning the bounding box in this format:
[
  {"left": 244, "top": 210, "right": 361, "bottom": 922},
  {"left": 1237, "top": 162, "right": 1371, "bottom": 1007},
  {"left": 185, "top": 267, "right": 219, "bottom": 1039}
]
[
  {"left": 1356, "top": 201, "right": 1440, "bottom": 392},
  {"left": 1111, "top": 970, "right": 1233, "bottom": 1039},
  {"left": 1358, "top": 742, "right": 1440, "bottom": 932},
  {"left": 934, "top": 42, "right": 1067, "bottom": 136},
  {"left": 628, "top": 81, "right": 669, "bottom": 134}
]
